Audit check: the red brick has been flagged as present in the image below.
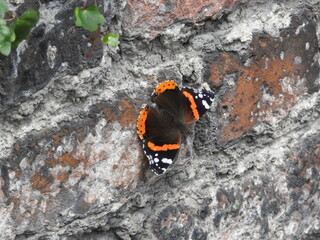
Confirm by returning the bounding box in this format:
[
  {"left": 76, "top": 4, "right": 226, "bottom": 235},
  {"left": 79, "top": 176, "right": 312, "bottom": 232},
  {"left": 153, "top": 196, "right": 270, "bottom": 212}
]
[{"left": 123, "top": 0, "right": 242, "bottom": 39}]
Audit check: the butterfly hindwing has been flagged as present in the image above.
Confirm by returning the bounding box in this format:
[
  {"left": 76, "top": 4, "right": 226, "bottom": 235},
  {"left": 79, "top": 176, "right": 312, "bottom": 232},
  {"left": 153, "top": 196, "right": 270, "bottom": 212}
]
[
  {"left": 137, "top": 105, "right": 181, "bottom": 175},
  {"left": 143, "top": 143, "right": 179, "bottom": 175}
]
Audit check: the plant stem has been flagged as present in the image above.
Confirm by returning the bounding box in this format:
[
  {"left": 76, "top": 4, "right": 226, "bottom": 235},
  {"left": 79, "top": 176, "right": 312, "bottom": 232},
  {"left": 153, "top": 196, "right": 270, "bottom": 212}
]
[{"left": 85, "top": 27, "right": 101, "bottom": 58}]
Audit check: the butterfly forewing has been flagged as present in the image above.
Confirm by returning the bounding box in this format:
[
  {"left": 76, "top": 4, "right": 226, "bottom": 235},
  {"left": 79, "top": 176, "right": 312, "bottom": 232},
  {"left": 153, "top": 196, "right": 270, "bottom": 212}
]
[
  {"left": 152, "top": 84, "right": 182, "bottom": 120},
  {"left": 180, "top": 87, "right": 215, "bottom": 124}
]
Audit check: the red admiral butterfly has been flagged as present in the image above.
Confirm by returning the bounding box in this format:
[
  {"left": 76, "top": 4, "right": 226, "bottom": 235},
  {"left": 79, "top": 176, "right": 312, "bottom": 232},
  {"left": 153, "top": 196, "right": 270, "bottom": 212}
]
[{"left": 137, "top": 81, "right": 214, "bottom": 175}]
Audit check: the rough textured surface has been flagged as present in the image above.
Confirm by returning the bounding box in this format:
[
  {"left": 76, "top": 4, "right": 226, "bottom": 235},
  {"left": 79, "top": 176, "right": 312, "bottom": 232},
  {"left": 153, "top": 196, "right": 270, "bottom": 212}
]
[
  {"left": 207, "top": 12, "right": 319, "bottom": 143},
  {"left": 122, "top": 0, "right": 242, "bottom": 39},
  {"left": 0, "top": 0, "right": 319, "bottom": 239}
]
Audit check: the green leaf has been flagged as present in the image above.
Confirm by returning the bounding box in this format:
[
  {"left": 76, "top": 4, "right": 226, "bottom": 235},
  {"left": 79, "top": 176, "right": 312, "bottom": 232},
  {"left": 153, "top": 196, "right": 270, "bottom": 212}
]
[
  {"left": 0, "top": 24, "right": 10, "bottom": 36},
  {"left": 0, "top": 24, "right": 15, "bottom": 55},
  {"left": 10, "top": 9, "right": 40, "bottom": 49},
  {"left": 101, "top": 33, "right": 119, "bottom": 47},
  {"left": 0, "top": 24, "right": 15, "bottom": 41},
  {"left": 74, "top": 7, "right": 82, "bottom": 28},
  {"left": 0, "top": 41, "right": 11, "bottom": 56},
  {"left": 74, "top": 6, "right": 105, "bottom": 32},
  {"left": 0, "top": 0, "right": 8, "bottom": 15},
  {"left": 9, "top": 27, "right": 15, "bottom": 42}
]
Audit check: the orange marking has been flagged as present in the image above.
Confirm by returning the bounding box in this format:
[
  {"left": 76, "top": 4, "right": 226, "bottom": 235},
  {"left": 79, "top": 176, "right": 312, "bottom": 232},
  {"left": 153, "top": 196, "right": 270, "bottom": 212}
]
[
  {"left": 182, "top": 91, "right": 200, "bottom": 120},
  {"left": 147, "top": 142, "right": 180, "bottom": 151},
  {"left": 137, "top": 107, "right": 148, "bottom": 139},
  {"left": 154, "top": 81, "right": 178, "bottom": 95}
]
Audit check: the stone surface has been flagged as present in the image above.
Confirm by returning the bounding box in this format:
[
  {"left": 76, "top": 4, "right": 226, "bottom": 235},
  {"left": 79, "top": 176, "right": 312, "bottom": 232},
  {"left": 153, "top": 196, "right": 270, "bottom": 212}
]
[
  {"left": 122, "top": 0, "right": 242, "bottom": 39},
  {"left": 0, "top": 0, "right": 319, "bottom": 239},
  {"left": 206, "top": 12, "right": 319, "bottom": 144}
]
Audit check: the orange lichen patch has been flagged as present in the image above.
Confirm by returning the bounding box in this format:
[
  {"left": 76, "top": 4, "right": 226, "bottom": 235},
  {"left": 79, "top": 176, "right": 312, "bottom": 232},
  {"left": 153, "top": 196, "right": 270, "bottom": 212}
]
[
  {"left": 14, "top": 169, "right": 22, "bottom": 178},
  {"left": 207, "top": 24, "right": 317, "bottom": 143},
  {"left": 55, "top": 171, "right": 69, "bottom": 182},
  {"left": 104, "top": 99, "right": 137, "bottom": 129},
  {"left": 84, "top": 150, "right": 109, "bottom": 168},
  {"left": 260, "top": 41, "right": 267, "bottom": 47},
  {"left": 104, "top": 107, "right": 117, "bottom": 122},
  {"left": 290, "top": 135, "right": 320, "bottom": 178},
  {"left": 47, "top": 158, "right": 59, "bottom": 167},
  {"left": 31, "top": 171, "right": 53, "bottom": 193},
  {"left": 73, "top": 170, "right": 88, "bottom": 180},
  {"left": 208, "top": 54, "right": 240, "bottom": 88},
  {"left": 78, "top": 154, "right": 89, "bottom": 168},
  {"left": 83, "top": 194, "right": 98, "bottom": 204},
  {"left": 51, "top": 132, "right": 65, "bottom": 146},
  {"left": 217, "top": 191, "right": 229, "bottom": 208},
  {"left": 113, "top": 151, "right": 143, "bottom": 189},
  {"left": 147, "top": 142, "right": 180, "bottom": 151},
  {"left": 118, "top": 99, "right": 137, "bottom": 128},
  {"left": 14, "top": 143, "right": 20, "bottom": 151},
  {"left": 52, "top": 136, "right": 61, "bottom": 146},
  {"left": 47, "top": 151, "right": 54, "bottom": 158},
  {"left": 161, "top": 214, "right": 176, "bottom": 229},
  {"left": 286, "top": 134, "right": 320, "bottom": 203},
  {"left": 208, "top": 65, "right": 223, "bottom": 87},
  {"left": 8, "top": 196, "right": 20, "bottom": 206},
  {"left": 153, "top": 81, "right": 178, "bottom": 95},
  {"left": 215, "top": 53, "right": 301, "bottom": 142},
  {"left": 182, "top": 90, "right": 200, "bottom": 120},
  {"left": 137, "top": 107, "right": 148, "bottom": 139},
  {"left": 46, "top": 155, "right": 81, "bottom": 174},
  {"left": 76, "top": 127, "right": 86, "bottom": 143},
  {"left": 178, "top": 213, "right": 189, "bottom": 225},
  {"left": 58, "top": 153, "right": 79, "bottom": 168}
]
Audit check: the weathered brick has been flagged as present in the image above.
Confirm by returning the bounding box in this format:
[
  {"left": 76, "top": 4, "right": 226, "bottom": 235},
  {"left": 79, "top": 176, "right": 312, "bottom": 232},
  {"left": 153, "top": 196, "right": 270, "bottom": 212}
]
[
  {"left": 123, "top": 0, "right": 242, "bottom": 39},
  {"left": 206, "top": 15, "right": 319, "bottom": 143}
]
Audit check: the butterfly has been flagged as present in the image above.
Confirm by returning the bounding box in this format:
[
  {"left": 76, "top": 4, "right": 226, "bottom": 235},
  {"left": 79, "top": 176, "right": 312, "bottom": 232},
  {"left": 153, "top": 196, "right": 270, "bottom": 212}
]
[{"left": 137, "top": 81, "right": 214, "bottom": 174}]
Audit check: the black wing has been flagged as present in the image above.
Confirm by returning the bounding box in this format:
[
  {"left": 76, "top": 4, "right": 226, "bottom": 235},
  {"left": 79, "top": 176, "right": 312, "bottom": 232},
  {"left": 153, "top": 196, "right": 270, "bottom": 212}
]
[{"left": 137, "top": 105, "right": 181, "bottom": 174}]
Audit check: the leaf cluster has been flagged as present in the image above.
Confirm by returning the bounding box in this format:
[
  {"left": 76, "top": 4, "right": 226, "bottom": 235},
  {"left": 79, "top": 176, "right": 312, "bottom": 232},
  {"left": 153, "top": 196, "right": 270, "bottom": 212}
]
[
  {"left": 0, "top": 1, "right": 118, "bottom": 57},
  {"left": 74, "top": 6, "right": 119, "bottom": 48},
  {"left": 0, "top": 0, "right": 39, "bottom": 56}
]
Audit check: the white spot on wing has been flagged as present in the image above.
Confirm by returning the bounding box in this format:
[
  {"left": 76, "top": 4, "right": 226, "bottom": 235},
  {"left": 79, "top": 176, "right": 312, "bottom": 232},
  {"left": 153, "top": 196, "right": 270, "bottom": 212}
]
[
  {"left": 161, "top": 158, "right": 173, "bottom": 164},
  {"left": 202, "top": 100, "right": 210, "bottom": 109},
  {"left": 198, "top": 93, "right": 203, "bottom": 98}
]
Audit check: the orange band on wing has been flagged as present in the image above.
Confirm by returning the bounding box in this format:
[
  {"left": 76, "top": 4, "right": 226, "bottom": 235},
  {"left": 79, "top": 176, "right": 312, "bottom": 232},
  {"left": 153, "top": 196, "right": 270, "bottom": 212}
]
[
  {"left": 182, "top": 91, "right": 200, "bottom": 120},
  {"left": 147, "top": 142, "right": 180, "bottom": 151},
  {"left": 137, "top": 107, "right": 148, "bottom": 139},
  {"left": 153, "top": 81, "right": 178, "bottom": 95}
]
